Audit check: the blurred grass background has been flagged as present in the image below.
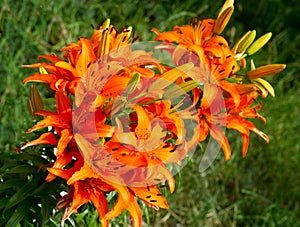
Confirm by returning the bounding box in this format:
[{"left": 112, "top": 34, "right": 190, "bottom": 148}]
[{"left": 0, "top": 0, "right": 299, "bottom": 226}]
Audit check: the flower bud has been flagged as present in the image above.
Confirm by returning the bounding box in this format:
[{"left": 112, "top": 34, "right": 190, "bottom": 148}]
[
  {"left": 252, "top": 78, "right": 275, "bottom": 97},
  {"left": 247, "top": 64, "right": 286, "bottom": 80},
  {"left": 247, "top": 32, "right": 272, "bottom": 55},
  {"left": 234, "top": 30, "right": 256, "bottom": 54},
  {"left": 27, "top": 84, "right": 44, "bottom": 116},
  {"left": 214, "top": 6, "right": 234, "bottom": 34}
]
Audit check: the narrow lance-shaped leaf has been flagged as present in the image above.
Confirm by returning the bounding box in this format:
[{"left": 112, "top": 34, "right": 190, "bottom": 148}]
[
  {"left": 124, "top": 73, "right": 140, "bottom": 96},
  {"left": 5, "top": 198, "right": 32, "bottom": 227},
  {"left": 41, "top": 197, "right": 51, "bottom": 226},
  {"left": 5, "top": 181, "right": 38, "bottom": 210},
  {"left": 149, "top": 62, "right": 194, "bottom": 91},
  {"left": 163, "top": 80, "right": 198, "bottom": 100}
]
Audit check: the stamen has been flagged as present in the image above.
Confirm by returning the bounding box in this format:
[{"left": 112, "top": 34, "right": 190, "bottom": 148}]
[
  {"left": 110, "top": 26, "right": 118, "bottom": 34},
  {"left": 132, "top": 36, "right": 139, "bottom": 43},
  {"left": 190, "top": 17, "right": 194, "bottom": 25}
]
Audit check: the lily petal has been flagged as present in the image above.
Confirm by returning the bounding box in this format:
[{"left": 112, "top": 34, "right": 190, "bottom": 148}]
[{"left": 21, "top": 132, "right": 58, "bottom": 150}]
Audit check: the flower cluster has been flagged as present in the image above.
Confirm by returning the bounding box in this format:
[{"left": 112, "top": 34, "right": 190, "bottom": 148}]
[{"left": 21, "top": 0, "right": 285, "bottom": 226}]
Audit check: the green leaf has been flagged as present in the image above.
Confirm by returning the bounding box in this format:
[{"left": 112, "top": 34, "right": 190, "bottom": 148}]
[
  {"left": 0, "top": 179, "right": 26, "bottom": 191},
  {"left": 5, "top": 198, "right": 31, "bottom": 227},
  {"left": 32, "top": 178, "right": 63, "bottom": 196},
  {"left": 224, "top": 77, "right": 240, "bottom": 83},
  {"left": 124, "top": 73, "right": 140, "bottom": 96},
  {"left": 0, "top": 197, "right": 10, "bottom": 210},
  {"left": 5, "top": 181, "right": 38, "bottom": 210},
  {"left": 4, "top": 164, "right": 37, "bottom": 174},
  {"left": 75, "top": 208, "right": 89, "bottom": 224},
  {"left": 49, "top": 216, "right": 62, "bottom": 226},
  {"left": 40, "top": 197, "right": 51, "bottom": 226},
  {"left": 0, "top": 161, "right": 22, "bottom": 173},
  {"left": 14, "top": 153, "right": 50, "bottom": 165}
]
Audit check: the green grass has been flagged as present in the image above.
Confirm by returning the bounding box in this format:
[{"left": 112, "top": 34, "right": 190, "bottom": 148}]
[{"left": 1, "top": 0, "right": 299, "bottom": 226}]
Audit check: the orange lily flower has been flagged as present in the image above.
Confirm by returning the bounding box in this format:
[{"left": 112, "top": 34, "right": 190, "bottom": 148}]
[
  {"left": 57, "top": 142, "right": 168, "bottom": 227},
  {"left": 66, "top": 163, "right": 145, "bottom": 226},
  {"left": 22, "top": 90, "right": 73, "bottom": 155},
  {"left": 226, "top": 91, "right": 270, "bottom": 157},
  {"left": 48, "top": 162, "right": 113, "bottom": 227},
  {"left": 197, "top": 84, "right": 231, "bottom": 160},
  {"left": 23, "top": 58, "right": 80, "bottom": 94},
  {"left": 22, "top": 20, "right": 148, "bottom": 94},
  {"left": 152, "top": 18, "right": 215, "bottom": 65},
  {"left": 22, "top": 89, "right": 113, "bottom": 180},
  {"left": 20, "top": 0, "right": 286, "bottom": 224}
]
